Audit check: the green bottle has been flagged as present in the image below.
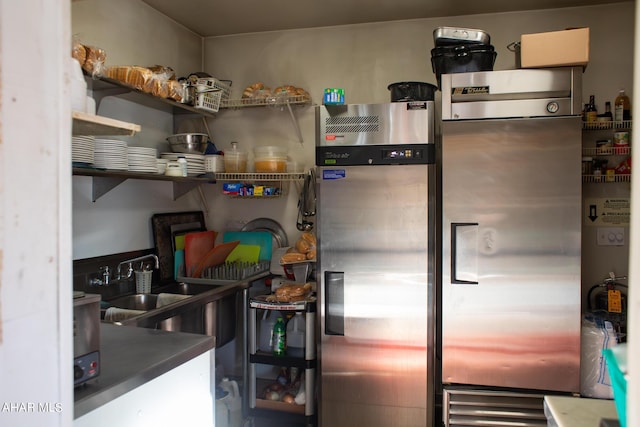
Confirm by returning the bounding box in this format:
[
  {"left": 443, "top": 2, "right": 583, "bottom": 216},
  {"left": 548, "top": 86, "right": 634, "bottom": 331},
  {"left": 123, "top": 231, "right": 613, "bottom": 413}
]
[{"left": 272, "top": 317, "right": 287, "bottom": 356}]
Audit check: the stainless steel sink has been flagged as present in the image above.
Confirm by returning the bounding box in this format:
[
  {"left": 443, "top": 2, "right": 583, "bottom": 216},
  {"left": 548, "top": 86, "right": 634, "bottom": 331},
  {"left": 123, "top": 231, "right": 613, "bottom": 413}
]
[
  {"left": 108, "top": 293, "right": 159, "bottom": 311},
  {"left": 103, "top": 281, "right": 250, "bottom": 348},
  {"left": 156, "top": 282, "right": 221, "bottom": 296}
]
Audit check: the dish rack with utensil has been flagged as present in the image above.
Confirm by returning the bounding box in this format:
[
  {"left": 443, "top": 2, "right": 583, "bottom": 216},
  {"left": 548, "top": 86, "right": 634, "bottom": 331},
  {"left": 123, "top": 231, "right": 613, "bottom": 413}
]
[{"left": 179, "top": 260, "right": 271, "bottom": 282}]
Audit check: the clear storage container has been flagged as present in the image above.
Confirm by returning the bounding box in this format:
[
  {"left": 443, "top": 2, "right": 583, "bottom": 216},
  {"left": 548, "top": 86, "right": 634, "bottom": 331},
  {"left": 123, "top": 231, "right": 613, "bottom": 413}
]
[
  {"left": 254, "top": 146, "right": 288, "bottom": 173},
  {"left": 224, "top": 142, "right": 247, "bottom": 173}
]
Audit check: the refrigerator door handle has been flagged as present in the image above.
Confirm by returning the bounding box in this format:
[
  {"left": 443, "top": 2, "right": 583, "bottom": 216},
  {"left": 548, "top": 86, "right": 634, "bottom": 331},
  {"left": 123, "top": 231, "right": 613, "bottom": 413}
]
[
  {"left": 451, "top": 222, "right": 479, "bottom": 285},
  {"left": 325, "top": 271, "right": 345, "bottom": 335}
]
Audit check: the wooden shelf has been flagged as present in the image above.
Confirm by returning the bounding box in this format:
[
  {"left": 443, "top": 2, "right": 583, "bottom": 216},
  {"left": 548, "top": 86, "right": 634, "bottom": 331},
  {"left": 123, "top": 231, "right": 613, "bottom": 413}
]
[{"left": 72, "top": 111, "right": 141, "bottom": 136}]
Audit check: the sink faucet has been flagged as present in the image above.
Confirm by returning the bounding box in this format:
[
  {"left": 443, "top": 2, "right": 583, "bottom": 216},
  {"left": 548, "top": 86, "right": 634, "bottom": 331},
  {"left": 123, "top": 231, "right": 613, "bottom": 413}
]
[
  {"left": 116, "top": 254, "right": 160, "bottom": 281},
  {"left": 88, "top": 266, "right": 112, "bottom": 286}
]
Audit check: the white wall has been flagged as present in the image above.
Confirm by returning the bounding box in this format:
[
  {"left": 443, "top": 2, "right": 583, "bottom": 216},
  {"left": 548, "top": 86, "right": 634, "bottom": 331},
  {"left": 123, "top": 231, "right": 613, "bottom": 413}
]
[{"left": 0, "top": 0, "right": 72, "bottom": 425}]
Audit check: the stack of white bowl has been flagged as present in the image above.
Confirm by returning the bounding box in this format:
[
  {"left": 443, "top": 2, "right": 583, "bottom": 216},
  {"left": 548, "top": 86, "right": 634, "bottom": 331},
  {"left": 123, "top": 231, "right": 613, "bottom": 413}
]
[
  {"left": 94, "top": 139, "right": 128, "bottom": 171},
  {"left": 72, "top": 135, "right": 95, "bottom": 165},
  {"left": 160, "top": 152, "right": 205, "bottom": 176},
  {"left": 156, "top": 158, "right": 169, "bottom": 174},
  {"left": 127, "top": 146, "right": 158, "bottom": 173}
]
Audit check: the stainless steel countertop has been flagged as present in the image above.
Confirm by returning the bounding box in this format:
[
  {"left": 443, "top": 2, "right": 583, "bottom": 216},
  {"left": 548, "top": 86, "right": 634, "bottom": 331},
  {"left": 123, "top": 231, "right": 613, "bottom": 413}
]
[{"left": 74, "top": 323, "right": 214, "bottom": 419}]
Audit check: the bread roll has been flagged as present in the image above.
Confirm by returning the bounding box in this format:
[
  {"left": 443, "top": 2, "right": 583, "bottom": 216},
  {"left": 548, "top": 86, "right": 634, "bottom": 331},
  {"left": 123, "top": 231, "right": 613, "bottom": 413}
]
[
  {"left": 301, "top": 232, "right": 316, "bottom": 246},
  {"left": 280, "top": 252, "right": 306, "bottom": 263},
  {"left": 295, "top": 238, "right": 312, "bottom": 254},
  {"left": 274, "top": 283, "right": 312, "bottom": 302},
  {"left": 242, "top": 82, "right": 264, "bottom": 98},
  {"left": 306, "top": 249, "right": 316, "bottom": 260}
]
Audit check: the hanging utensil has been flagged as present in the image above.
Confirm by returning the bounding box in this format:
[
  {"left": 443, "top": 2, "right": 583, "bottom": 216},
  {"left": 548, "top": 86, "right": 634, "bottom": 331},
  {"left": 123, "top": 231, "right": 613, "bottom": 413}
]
[
  {"left": 303, "top": 168, "right": 316, "bottom": 217},
  {"left": 297, "top": 170, "right": 314, "bottom": 231}
]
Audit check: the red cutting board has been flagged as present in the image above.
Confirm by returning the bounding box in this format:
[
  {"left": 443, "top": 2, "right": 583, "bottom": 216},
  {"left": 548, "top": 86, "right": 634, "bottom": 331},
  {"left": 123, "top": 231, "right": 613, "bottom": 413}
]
[
  {"left": 184, "top": 230, "right": 217, "bottom": 276},
  {"left": 192, "top": 240, "right": 241, "bottom": 278}
]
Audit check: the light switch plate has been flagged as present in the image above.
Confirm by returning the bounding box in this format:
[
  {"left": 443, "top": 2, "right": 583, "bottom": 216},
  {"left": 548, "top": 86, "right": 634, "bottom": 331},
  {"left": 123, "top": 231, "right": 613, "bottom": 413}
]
[{"left": 597, "top": 227, "right": 625, "bottom": 246}]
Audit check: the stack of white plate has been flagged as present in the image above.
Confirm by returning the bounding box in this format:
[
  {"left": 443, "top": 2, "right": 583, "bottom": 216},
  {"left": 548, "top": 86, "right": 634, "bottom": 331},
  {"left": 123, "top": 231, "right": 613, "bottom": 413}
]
[
  {"left": 160, "top": 153, "right": 205, "bottom": 176},
  {"left": 94, "top": 139, "right": 129, "bottom": 171},
  {"left": 72, "top": 135, "right": 95, "bottom": 165},
  {"left": 127, "top": 146, "right": 159, "bottom": 173}
]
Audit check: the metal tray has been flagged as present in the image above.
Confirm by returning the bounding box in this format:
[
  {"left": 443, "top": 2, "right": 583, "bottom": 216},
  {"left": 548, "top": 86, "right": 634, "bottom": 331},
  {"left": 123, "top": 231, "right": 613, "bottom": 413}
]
[{"left": 433, "top": 27, "right": 490, "bottom": 46}]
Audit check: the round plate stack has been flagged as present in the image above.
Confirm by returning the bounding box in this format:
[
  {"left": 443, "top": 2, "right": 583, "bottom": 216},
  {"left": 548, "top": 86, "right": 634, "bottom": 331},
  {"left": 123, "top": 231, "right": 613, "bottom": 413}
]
[
  {"left": 127, "top": 146, "right": 159, "bottom": 173},
  {"left": 94, "top": 138, "right": 129, "bottom": 171},
  {"left": 160, "top": 152, "right": 205, "bottom": 176},
  {"left": 72, "top": 135, "right": 95, "bottom": 165}
]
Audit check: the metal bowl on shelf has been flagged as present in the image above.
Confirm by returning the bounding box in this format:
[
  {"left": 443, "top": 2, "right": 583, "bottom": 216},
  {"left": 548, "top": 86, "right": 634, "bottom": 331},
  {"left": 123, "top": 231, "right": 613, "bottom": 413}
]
[{"left": 167, "top": 133, "right": 208, "bottom": 154}]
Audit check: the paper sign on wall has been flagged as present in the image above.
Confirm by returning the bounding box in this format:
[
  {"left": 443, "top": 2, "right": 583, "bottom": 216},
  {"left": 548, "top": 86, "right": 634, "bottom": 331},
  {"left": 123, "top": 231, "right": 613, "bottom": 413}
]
[{"left": 584, "top": 198, "right": 630, "bottom": 226}]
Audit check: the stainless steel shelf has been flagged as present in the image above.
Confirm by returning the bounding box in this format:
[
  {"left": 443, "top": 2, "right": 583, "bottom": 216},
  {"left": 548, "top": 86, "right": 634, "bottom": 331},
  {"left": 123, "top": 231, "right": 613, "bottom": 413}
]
[{"left": 72, "top": 167, "right": 215, "bottom": 201}]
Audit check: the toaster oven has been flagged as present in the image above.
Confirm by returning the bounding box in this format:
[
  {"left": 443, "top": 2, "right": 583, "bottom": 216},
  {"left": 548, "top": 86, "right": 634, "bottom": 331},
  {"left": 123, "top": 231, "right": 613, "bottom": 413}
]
[{"left": 73, "top": 292, "right": 100, "bottom": 386}]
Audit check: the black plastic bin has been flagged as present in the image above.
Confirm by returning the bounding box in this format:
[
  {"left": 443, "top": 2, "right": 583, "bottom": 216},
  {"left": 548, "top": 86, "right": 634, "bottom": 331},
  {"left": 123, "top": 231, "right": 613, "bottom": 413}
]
[{"left": 431, "top": 44, "right": 497, "bottom": 88}]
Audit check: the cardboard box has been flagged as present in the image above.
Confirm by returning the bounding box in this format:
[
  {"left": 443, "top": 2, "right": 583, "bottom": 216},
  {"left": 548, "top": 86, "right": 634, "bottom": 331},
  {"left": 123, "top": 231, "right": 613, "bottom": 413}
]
[{"left": 520, "top": 27, "right": 589, "bottom": 68}]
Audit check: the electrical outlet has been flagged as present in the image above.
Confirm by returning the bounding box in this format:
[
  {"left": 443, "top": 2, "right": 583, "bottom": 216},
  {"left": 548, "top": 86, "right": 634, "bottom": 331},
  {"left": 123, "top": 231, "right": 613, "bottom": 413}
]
[{"left": 596, "top": 227, "right": 625, "bottom": 246}]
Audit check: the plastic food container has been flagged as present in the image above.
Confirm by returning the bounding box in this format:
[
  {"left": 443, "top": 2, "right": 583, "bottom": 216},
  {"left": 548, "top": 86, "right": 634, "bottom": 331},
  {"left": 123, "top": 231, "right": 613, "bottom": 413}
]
[
  {"left": 387, "top": 82, "right": 437, "bottom": 102},
  {"left": 224, "top": 142, "right": 247, "bottom": 173},
  {"left": 254, "top": 146, "right": 288, "bottom": 173}
]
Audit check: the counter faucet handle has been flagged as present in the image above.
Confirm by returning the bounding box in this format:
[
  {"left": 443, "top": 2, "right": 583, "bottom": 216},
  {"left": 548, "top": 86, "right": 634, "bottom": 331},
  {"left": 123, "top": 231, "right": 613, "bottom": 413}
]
[{"left": 100, "top": 265, "right": 111, "bottom": 286}]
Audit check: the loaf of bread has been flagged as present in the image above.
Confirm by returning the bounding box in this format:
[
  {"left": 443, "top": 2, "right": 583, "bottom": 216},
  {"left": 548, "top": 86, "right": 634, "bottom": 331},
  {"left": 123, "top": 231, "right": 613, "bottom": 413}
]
[
  {"left": 167, "top": 79, "right": 183, "bottom": 102},
  {"left": 106, "top": 66, "right": 154, "bottom": 91},
  {"left": 274, "top": 283, "right": 312, "bottom": 302},
  {"left": 72, "top": 42, "right": 87, "bottom": 67},
  {"left": 82, "top": 45, "right": 106, "bottom": 76}
]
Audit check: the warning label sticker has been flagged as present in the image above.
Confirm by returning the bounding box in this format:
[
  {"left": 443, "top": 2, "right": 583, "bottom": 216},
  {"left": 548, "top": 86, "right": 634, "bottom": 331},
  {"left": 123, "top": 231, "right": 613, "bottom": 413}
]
[{"left": 584, "top": 198, "right": 630, "bottom": 226}]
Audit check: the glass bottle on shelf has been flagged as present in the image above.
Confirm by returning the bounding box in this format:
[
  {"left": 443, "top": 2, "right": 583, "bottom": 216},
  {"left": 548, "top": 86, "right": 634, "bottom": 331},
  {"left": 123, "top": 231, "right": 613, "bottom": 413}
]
[
  {"left": 585, "top": 95, "right": 598, "bottom": 122},
  {"left": 602, "top": 102, "right": 613, "bottom": 121},
  {"left": 614, "top": 89, "right": 631, "bottom": 121}
]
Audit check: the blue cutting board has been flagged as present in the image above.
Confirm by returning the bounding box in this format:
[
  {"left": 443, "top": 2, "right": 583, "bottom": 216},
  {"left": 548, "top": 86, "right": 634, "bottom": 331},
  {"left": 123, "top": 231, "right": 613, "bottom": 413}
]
[{"left": 223, "top": 231, "right": 272, "bottom": 261}]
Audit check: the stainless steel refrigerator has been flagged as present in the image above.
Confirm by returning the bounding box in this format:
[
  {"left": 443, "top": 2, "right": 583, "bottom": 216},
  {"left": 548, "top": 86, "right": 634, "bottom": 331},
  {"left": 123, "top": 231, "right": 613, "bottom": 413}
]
[
  {"left": 315, "top": 102, "right": 437, "bottom": 427},
  {"left": 440, "top": 67, "right": 583, "bottom": 426}
]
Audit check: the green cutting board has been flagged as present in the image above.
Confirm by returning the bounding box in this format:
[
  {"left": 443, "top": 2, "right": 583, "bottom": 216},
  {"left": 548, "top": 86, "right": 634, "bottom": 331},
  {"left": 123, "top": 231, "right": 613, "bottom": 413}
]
[{"left": 225, "top": 244, "right": 261, "bottom": 264}]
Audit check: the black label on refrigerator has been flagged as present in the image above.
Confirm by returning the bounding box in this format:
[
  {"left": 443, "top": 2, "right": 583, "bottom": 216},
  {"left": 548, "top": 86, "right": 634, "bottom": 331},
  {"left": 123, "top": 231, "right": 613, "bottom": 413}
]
[
  {"left": 406, "top": 101, "right": 428, "bottom": 110},
  {"left": 316, "top": 144, "right": 435, "bottom": 166},
  {"left": 452, "top": 86, "right": 490, "bottom": 95}
]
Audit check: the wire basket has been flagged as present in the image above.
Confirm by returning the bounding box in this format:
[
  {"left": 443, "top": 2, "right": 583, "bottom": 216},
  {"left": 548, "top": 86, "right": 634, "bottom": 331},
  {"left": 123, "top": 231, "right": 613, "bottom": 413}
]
[
  {"left": 195, "top": 85, "right": 223, "bottom": 113},
  {"left": 197, "top": 77, "right": 231, "bottom": 99}
]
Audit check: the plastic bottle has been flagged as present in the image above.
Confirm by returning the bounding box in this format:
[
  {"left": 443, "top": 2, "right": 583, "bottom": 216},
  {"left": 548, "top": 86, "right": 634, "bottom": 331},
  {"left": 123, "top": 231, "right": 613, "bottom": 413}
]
[
  {"left": 177, "top": 155, "right": 188, "bottom": 177},
  {"left": 217, "top": 377, "right": 242, "bottom": 427},
  {"left": 286, "top": 312, "right": 306, "bottom": 358},
  {"left": 272, "top": 317, "right": 287, "bottom": 356},
  {"left": 258, "top": 310, "right": 277, "bottom": 352},
  {"left": 614, "top": 89, "right": 631, "bottom": 121}
]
